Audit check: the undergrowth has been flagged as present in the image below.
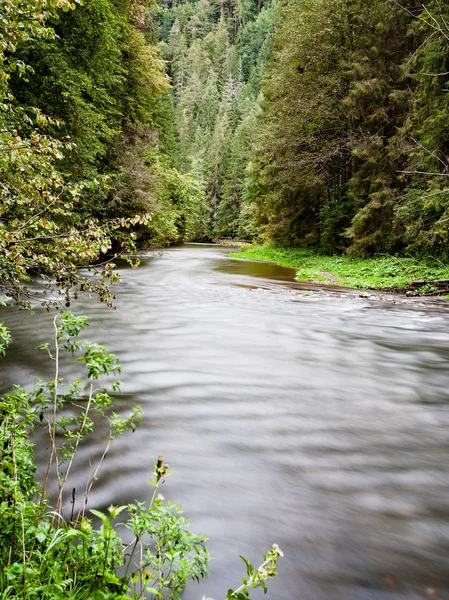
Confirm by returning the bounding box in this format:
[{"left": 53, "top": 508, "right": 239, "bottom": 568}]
[
  {"left": 0, "top": 314, "right": 282, "bottom": 600},
  {"left": 231, "top": 246, "right": 449, "bottom": 290}
]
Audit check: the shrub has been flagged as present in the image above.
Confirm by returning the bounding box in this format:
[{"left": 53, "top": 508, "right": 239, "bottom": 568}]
[{"left": 0, "top": 314, "right": 282, "bottom": 599}]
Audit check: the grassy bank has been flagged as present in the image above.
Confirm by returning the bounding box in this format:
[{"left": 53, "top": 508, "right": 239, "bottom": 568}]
[{"left": 230, "top": 246, "right": 449, "bottom": 292}]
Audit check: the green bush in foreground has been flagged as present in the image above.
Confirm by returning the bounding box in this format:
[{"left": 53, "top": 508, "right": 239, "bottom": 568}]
[{"left": 0, "top": 314, "right": 282, "bottom": 600}]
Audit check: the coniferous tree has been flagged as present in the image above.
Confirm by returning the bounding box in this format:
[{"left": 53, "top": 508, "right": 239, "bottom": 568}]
[
  {"left": 156, "top": 0, "right": 277, "bottom": 239},
  {"left": 246, "top": 0, "right": 446, "bottom": 255},
  {"left": 246, "top": 0, "right": 353, "bottom": 246},
  {"left": 394, "top": 0, "right": 449, "bottom": 254}
]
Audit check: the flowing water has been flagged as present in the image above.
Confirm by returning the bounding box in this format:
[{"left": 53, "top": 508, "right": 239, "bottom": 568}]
[{"left": 2, "top": 244, "right": 449, "bottom": 600}]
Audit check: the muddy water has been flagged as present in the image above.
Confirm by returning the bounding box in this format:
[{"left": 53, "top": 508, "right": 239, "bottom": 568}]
[{"left": 2, "top": 244, "right": 449, "bottom": 600}]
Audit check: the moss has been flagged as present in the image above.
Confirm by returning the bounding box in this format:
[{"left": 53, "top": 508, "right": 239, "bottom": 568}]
[{"left": 230, "top": 246, "right": 449, "bottom": 290}]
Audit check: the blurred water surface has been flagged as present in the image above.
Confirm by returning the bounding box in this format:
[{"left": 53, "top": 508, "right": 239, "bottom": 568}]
[{"left": 2, "top": 244, "right": 449, "bottom": 600}]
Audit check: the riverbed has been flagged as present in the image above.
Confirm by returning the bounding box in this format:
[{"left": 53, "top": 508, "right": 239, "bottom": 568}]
[{"left": 2, "top": 244, "right": 449, "bottom": 600}]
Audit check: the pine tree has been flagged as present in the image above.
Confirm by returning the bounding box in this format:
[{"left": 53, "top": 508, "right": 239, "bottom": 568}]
[
  {"left": 247, "top": 0, "right": 353, "bottom": 246},
  {"left": 157, "top": 0, "right": 275, "bottom": 239},
  {"left": 168, "top": 17, "right": 189, "bottom": 97},
  {"left": 216, "top": 106, "right": 258, "bottom": 237},
  {"left": 246, "top": 0, "right": 421, "bottom": 254},
  {"left": 343, "top": 1, "right": 414, "bottom": 256},
  {"left": 394, "top": 0, "right": 449, "bottom": 254}
]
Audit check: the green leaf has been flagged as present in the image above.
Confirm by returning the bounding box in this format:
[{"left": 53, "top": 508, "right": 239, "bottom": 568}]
[
  {"left": 90, "top": 509, "right": 110, "bottom": 525},
  {"left": 239, "top": 555, "right": 254, "bottom": 577}
]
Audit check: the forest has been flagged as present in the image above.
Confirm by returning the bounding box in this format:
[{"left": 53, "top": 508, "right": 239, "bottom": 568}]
[
  {"left": 155, "top": 0, "right": 449, "bottom": 257},
  {"left": 3, "top": 0, "right": 449, "bottom": 302},
  {"left": 1, "top": 0, "right": 449, "bottom": 599}
]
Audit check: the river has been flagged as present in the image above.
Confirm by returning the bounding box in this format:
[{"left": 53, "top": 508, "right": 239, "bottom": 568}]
[{"left": 2, "top": 244, "right": 449, "bottom": 600}]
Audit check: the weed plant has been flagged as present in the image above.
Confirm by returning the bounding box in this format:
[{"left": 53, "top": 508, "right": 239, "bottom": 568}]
[{"left": 0, "top": 314, "right": 282, "bottom": 600}]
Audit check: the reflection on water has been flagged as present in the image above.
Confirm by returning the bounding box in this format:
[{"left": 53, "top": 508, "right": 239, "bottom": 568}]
[{"left": 2, "top": 244, "right": 449, "bottom": 600}]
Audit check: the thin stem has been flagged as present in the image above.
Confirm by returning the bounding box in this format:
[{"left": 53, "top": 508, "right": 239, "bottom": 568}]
[
  {"left": 397, "top": 170, "right": 449, "bottom": 176},
  {"left": 422, "top": 4, "right": 449, "bottom": 42},
  {"left": 428, "top": 254, "right": 449, "bottom": 272},
  {"left": 11, "top": 431, "right": 27, "bottom": 599},
  {"left": 41, "top": 315, "right": 59, "bottom": 501},
  {"left": 76, "top": 433, "right": 114, "bottom": 522},
  {"left": 124, "top": 535, "right": 141, "bottom": 580},
  {"left": 416, "top": 187, "right": 449, "bottom": 200},
  {"left": 410, "top": 136, "right": 448, "bottom": 170},
  {"left": 124, "top": 478, "right": 161, "bottom": 579},
  {"left": 15, "top": 192, "right": 63, "bottom": 234},
  {"left": 422, "top": 70, "right": 449, "bottom": 76},
  {"left": 56, "top": 383, "right": 94, "bottom": 513},
  {"left": 139, "top": 540, "right": 144, "bottom": 599},
  {"left": 231, "top": 557, "right": 271, "bottom": 597},
  {"left": 102, "top": 530, "right": 111, "bottom": 577}
]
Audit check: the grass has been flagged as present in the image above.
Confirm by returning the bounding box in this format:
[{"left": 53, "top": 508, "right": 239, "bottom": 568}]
[{"left": 230, "top": 246, "right": 449, "bottom": 291}]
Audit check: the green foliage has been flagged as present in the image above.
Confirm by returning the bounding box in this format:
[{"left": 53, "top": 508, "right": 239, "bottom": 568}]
[
  {"left": 1, "top": 0, "right": 205, "bottom": 313},
  {"left": 396, "top": 187, "right": 449, "bottom": 252},
  {"left": 0, "top": 323, "right": 11, "bottom": 357},
  {"left": 0, "top": 0, "right": 169, "bottom": 308},
  {"left": 108, "top": 132, "right": 207, "bottom": 247},
  {"left": 392, "top": 0, "right": 449, "bottom": 254},
  {"left": 157, "top": 0, "right": 277, "bottom": 240},
  {"left": 342, "top": 1, "right": 412, "bottom": 256},
  {"left": 245, "top": 0, "right": 413, "bottom": 253},
  {"left": 0, "top": 314, "right": 282, "bottom": 599},
  {"left": 226, "top": 545, "right": 283, "bottom": 599},
  {"left": 0, "top": 0, "right": 82, "bottom": 96},
  {"left": 244, "top": 0, "right": 449, "bottom": 258},
  {"left": 0, "top": 315, "right": 205, "bottom": 600},
  {"left": 0, "top": 102, "right": 138, "bottom": 308}
]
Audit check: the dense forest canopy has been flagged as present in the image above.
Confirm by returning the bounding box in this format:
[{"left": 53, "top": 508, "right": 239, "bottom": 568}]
[
  {"left": 154, "top": 0, "right": 277, "bottom": 240},
  {"left": 0, "top": 0, "right": 204, "bottom": 306},
  {"left": 2, "top": 0, "right": 449, "bottom": 309},
  {"left": 150, "top": 0, "right": 448, "bottom": 257},
  {"left": 153, "top": 0, "right": 449, "bottom": 257},
  {"left": 247, "top": 0, "right": 449, "bottom": 256}
]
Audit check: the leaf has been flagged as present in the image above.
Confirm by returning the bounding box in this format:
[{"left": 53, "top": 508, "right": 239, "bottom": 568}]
[
  {"left": 145, "top": 588, "right": 164, "bottom": 597},
  {"left": 239, "top": 555, "right": 254, "bottom": 577},
  {"left": 36, "top": 530, "right": 47, "bottom": 543},
  {"left": 90, "top": 509, "right": 110, "bottom": 525}
]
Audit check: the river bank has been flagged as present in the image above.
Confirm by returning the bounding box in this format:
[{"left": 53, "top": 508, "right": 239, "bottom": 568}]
[{"left": 230, "top": 246, "right": 449, "bottom": 295}]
